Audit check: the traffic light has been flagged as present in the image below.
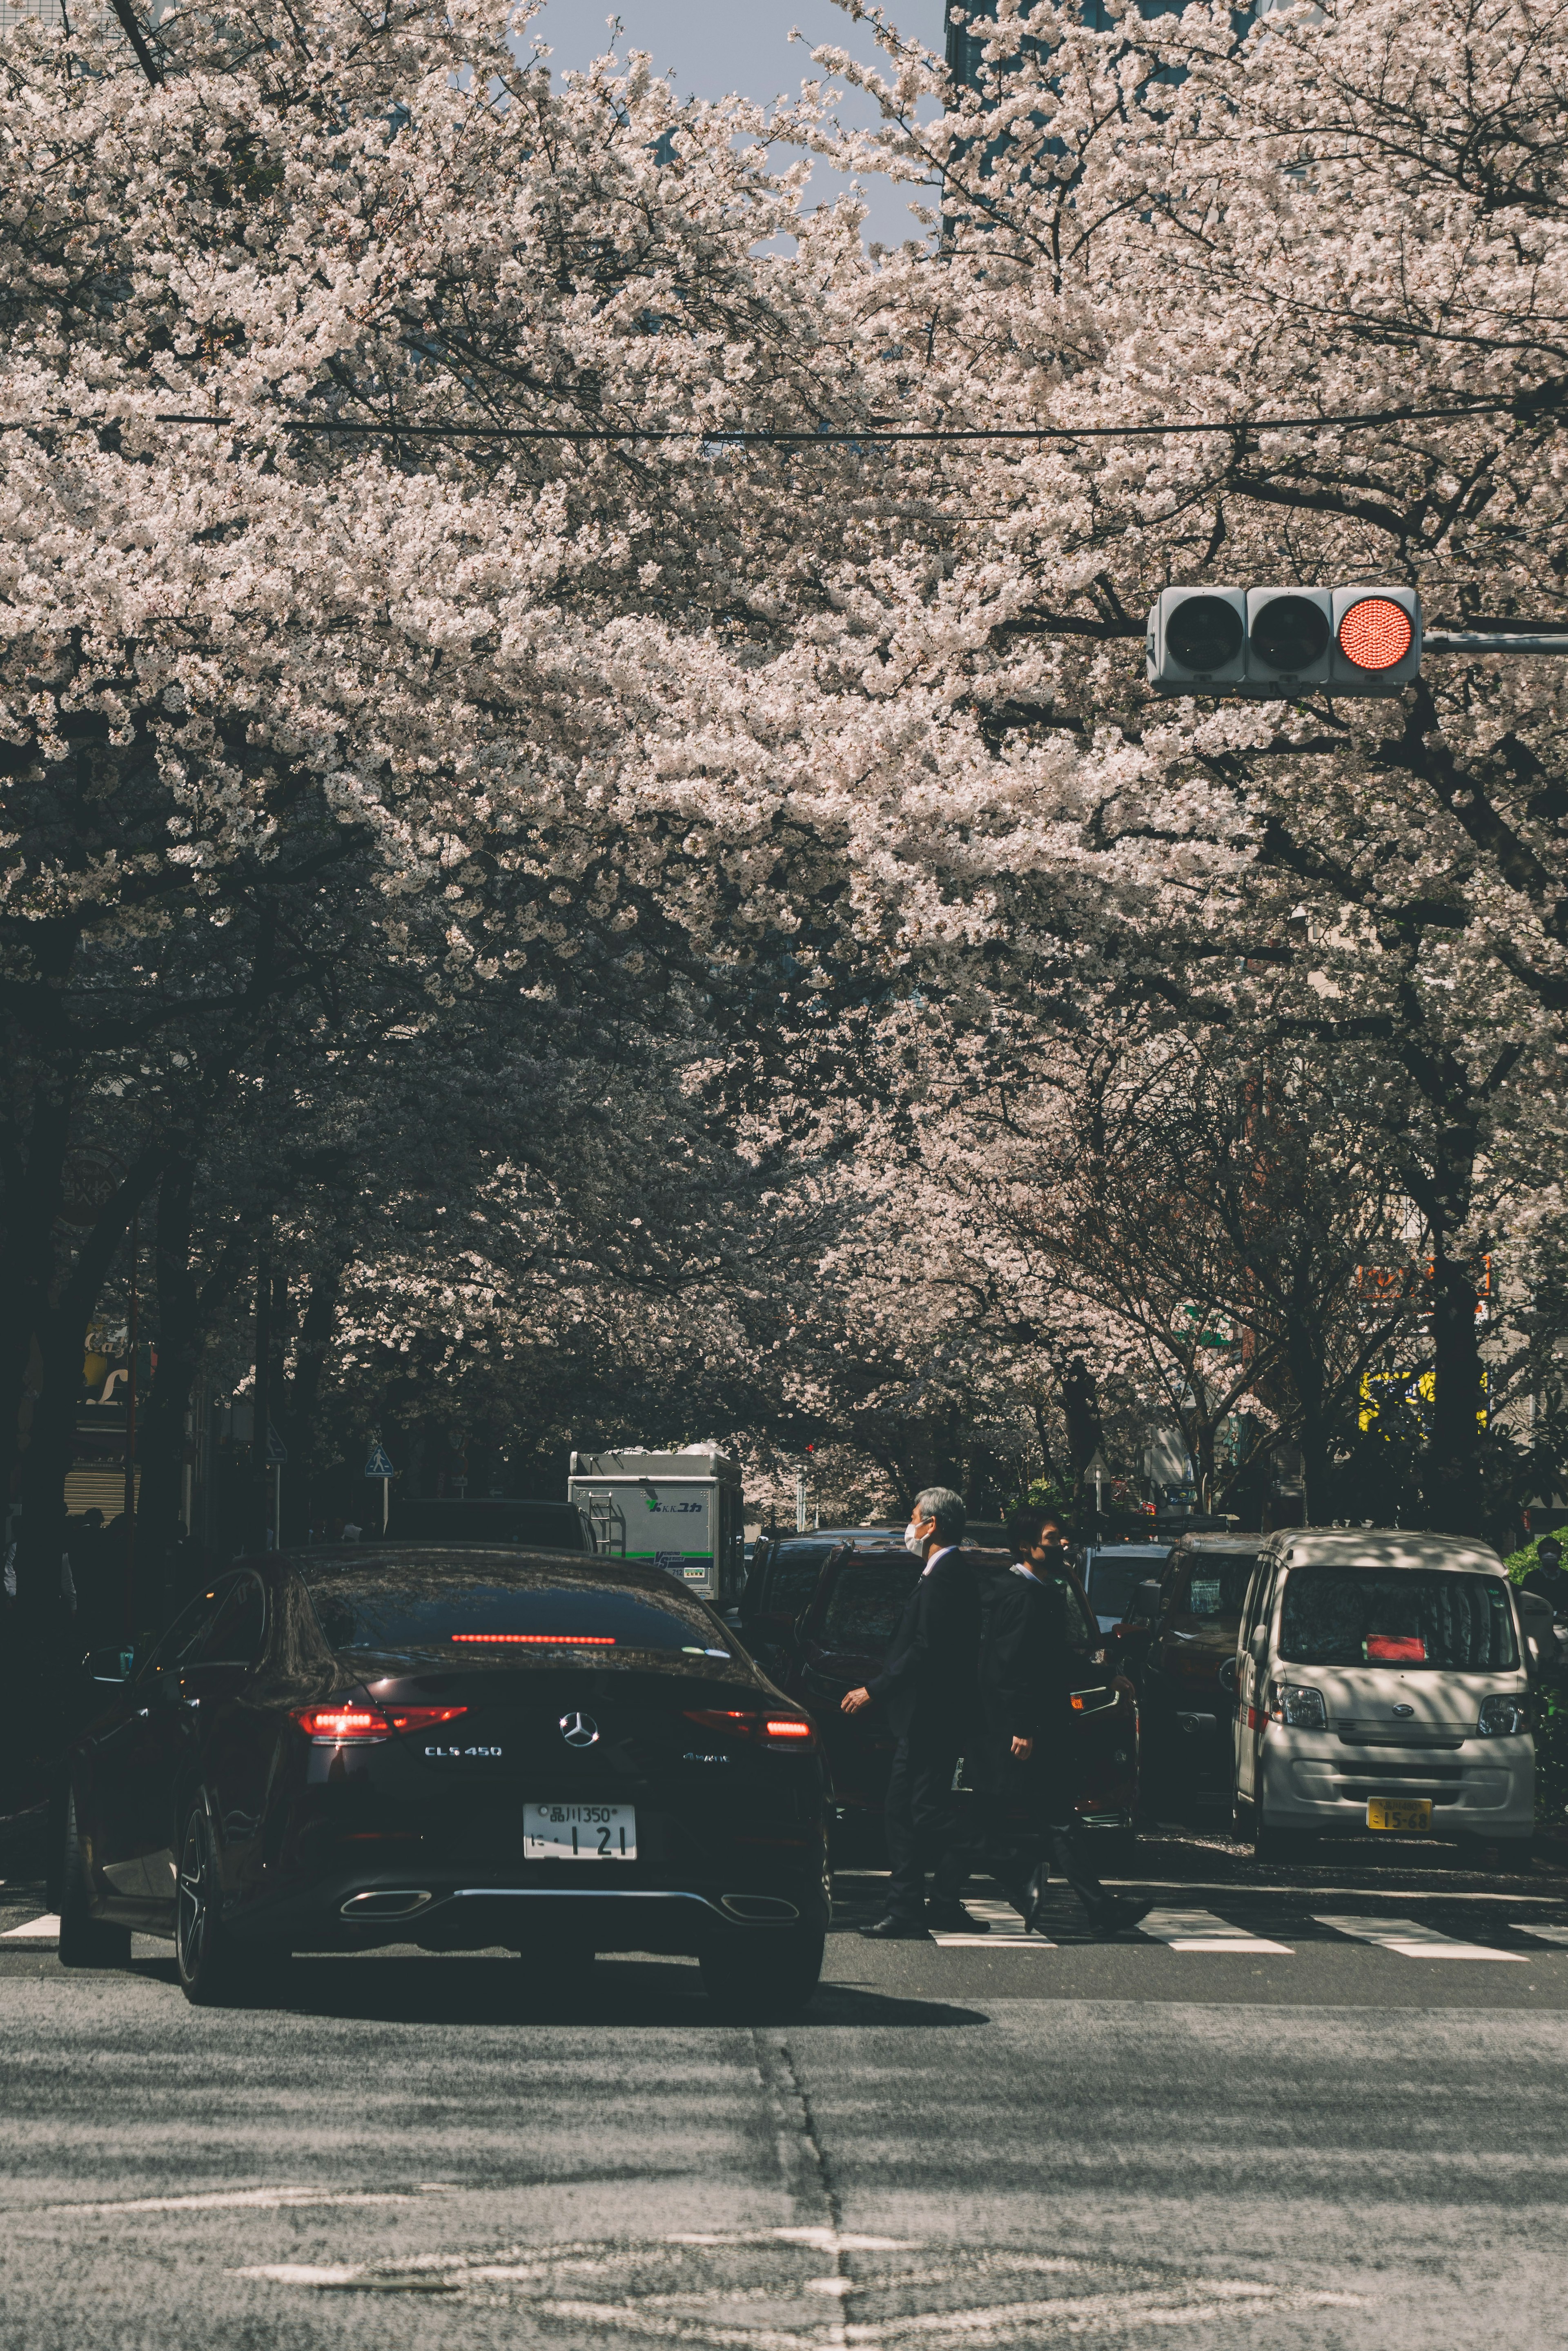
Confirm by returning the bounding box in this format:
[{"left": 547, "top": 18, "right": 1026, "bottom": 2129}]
[{"left": 1147, "top": 586, "right": 1421, "bottom": 696}]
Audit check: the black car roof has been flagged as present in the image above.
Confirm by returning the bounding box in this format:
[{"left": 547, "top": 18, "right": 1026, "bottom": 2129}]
[{"left": 286, "top": 1544, "right": 690, "bottom": 1600}]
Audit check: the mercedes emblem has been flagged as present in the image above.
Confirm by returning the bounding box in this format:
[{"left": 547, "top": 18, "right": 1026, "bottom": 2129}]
[{"left": 559, "top": 1711, "right": 599, "bottom": 1748}]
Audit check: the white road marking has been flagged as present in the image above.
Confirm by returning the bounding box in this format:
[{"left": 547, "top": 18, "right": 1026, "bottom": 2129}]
[
  {"left": 236, "top": 2231, "right": 1370, "bottom": 2343},
  {"left": 1315, "top": 1915, "right": 1527, "bottom": 1960},
  {"left": 1, "top": 1914, "right": 60, "bottom": 1941},
  {"left": 1135, "top": 1909, "right": 1293, "bottom": 1955},
  {"left": 1511, "top": 1923, "right": 1568, "bottom": 1946},
  {"left": 49, "top": 2184, "right": 459, "bottom": 2216},
  {"left": 933, "top": 1898, "right": 1054, "bottom": 1949},
  {"left": 768, "top": 2231, "right": 922, "bottom": 2252}
]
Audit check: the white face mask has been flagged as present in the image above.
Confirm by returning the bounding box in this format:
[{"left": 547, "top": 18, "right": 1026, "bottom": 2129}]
[{"left": 904, "top": 1520, "right": 928, "bottom": 1555}]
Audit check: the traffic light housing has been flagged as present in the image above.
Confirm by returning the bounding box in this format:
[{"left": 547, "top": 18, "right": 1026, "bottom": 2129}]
[{"left": 1147, "top": 586, "right": 1421, "bottom": 696}]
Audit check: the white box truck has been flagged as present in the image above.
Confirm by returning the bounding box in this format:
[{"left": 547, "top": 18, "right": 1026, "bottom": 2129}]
[{"left": 568, "top": 1447, "right": 745, "bottom": 1608}]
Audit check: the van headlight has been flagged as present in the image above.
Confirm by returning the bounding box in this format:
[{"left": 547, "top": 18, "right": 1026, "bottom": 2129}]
[
  {"left": 1270, "top": 1683, "right": 1326, "bottom": 1729},
  {"left": 1477, "top": 1694, "right": 1529, "bottom": 1737}
]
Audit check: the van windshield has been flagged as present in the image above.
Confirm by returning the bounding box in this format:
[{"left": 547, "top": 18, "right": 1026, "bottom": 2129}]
[{"left": 1279, "top": 1569, "right": 1518, "bottom": 1671}]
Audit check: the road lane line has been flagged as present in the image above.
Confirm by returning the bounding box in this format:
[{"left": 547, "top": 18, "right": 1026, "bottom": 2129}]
[
  {"left": 1314, "top": 1915, "right": 1527, "bottom": 1960},
  {"left": 1135, "top": 1908, "right": 1294, "bottom": 1954},
  {"left": 1510, "top": 1923, "right": 1568, "bottom": 1946}
]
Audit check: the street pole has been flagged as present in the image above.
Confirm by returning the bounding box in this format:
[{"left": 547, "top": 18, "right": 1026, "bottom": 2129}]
[
  {"left": 123, "top": 1211, "right": 138, "bottom": 1637},
  {"left": 253, "top": 1246, "right": 270, "bottom": 1549}
]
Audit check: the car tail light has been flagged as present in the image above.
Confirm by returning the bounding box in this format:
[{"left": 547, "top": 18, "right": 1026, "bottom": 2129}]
[
  {"left": 449, "top": 1633, "right": 615, "bottom": 1645},
  {"left": 384, "top": 1705, "right": 468, "bottom": 1734},
  {"left": 291, "top": 1705, "right": 393, "bottom": 1744},
  {"left": 681, "top": 1708, "right": 817, "bottom": 1751}
]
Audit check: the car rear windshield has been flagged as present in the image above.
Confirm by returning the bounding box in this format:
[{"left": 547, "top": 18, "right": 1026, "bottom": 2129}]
[
  {"left": 1178, "top": 1555, "right": 1258, "bottom": 1620},
  {"left": 1085, "top": 1554, "right": 1166, "bottom": 1618},
  {"left": 385, "top": 1500, "right": 587, "bottom": 1551},
  {"left": 820, "top": 1560, "right": 922, "bottom": 1653},
  {"left": 304, "top": 1559, "right": 729, "bottom": 1660},
  {"left": 762, "top": 1541, "right": 841, "bottom": 1619},
  {"left": 1279, "top": 1569, "right": 1518, "bottom": 1671}
]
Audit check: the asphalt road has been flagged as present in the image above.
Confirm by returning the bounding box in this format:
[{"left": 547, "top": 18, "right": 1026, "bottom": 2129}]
[{"left": 4, "top": 1816, "right": 1568, "bottom": 2351}]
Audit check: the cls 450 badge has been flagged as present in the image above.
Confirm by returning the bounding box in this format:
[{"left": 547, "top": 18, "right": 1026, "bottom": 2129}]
[{"left": 425, "top": 1744, "right": 503, "bottom": 1758}]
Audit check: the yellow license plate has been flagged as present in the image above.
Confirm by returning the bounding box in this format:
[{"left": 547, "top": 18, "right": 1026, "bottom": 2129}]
[{"left": 1367, "top": 1798, "right": 1432, "bottom": 1833}]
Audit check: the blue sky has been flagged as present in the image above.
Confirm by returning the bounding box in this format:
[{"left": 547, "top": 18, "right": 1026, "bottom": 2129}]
[{"left": 529, "top": 0, "right": 940, "bottom": 246}]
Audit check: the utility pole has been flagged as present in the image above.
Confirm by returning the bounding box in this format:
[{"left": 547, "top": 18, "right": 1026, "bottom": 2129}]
[
  {"left": 253, "top": 1245, "right": 271, "bottom": 1548},
  {"left": 123, "top": 1212, "right": 138, "bottom": 1636}
]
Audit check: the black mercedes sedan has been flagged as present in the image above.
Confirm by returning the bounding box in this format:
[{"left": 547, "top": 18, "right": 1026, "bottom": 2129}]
[{"left": 52, "top": 1547, "right": 829, "bottom": 2014}]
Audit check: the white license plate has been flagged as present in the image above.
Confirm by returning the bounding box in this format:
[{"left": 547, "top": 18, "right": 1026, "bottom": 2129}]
[{"left": 523, "top": 1803, "right": 637, "bottom": 1861}]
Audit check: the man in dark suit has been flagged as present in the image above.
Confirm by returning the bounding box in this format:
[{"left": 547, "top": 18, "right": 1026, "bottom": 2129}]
[
  {"left": 842, "top": 1485, "right": 984, "bottom": 1939},
  {"left": 982, "top": 1508, "right": 1151, "bottom": 1937}
]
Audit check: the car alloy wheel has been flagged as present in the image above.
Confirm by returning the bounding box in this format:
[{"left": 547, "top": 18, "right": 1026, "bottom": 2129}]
[{"left": 175, "top": 1798, "right": 254, "bottom": 2006}]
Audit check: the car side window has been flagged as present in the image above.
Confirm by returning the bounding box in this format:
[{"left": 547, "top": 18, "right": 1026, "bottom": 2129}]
[
  {"left": 138, "top": 1586, "right": 226, "bottom": 1682},
  {"left": 1250, "top": 1563, "right": 1277, "bottom": 1647},
  {"left": 197, "top": 1573, "right": 267, "bottom": 1667}
]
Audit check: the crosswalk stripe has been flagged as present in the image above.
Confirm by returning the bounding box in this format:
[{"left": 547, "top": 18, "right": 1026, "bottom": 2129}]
[
  {"left": 1135, "top": 1907, "right": 1293, "bottom": 1954},
  {"left": 1510, "top": 1922, "right": 1568, "bottom": 1947},
  {"left": 1314, "top": 1914, "right": 1526, "bottom": 1960},
  {"left": 933, "top": 1899, "right": 1055, "bottom": 1948},
  {"left": 0, "top": 1914, "right": 60, "bottom": 1941}
]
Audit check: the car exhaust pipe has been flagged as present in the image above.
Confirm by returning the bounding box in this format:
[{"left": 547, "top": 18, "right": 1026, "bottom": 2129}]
[
  {"left": 719, "top": 1893, "right": 800, "bottom": 1923},
  {"left": 339, "top": 1889, "right": 434, "bottom": 1921}
]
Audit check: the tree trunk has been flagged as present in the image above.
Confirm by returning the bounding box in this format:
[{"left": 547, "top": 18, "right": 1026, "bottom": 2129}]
[
  {"left": 136, "top": 1160, "right": 202, "bottom": 1623},
  {"left": 1425, "top": 1239, "right": 1486, "bottom": 1535}
]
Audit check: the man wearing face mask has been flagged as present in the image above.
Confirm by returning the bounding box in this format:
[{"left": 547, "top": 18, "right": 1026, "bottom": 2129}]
[
  {"left": 842, "top": 1486, "right": 984, "bottom": 1938},
  {"left": 981, "top": 1509, "right": 1152, "bottom": 1939}
]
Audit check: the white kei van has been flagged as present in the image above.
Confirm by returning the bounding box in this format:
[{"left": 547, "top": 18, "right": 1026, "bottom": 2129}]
[{"left": 1232, "top": 1529, "right": 1533, "bottom": 1855}]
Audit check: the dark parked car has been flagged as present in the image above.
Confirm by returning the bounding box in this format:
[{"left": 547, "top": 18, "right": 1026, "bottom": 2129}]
[
  {"left": 739, "top": 1528, "right": 901, "bottom": 1678},
  {"left": 384, "top": 1497, "right": 592, "bottom": 1551},
  {"left": 52, "top": 1548, "right": 828, "bottom": 2015},
  {"left": 1117, "top": 1535, "right": 1262, "bottom": 1792},
  {"left": 778, "top": 1545, "right": 1140, "bottom": 1866}
]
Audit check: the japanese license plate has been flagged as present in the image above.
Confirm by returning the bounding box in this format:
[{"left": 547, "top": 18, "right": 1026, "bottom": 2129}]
[
  {"left": 1367, "top": 1797, "right": 1432, "bottom": 1833},
  {"left": 524, "top": 1803, "right": 637, "bottom": 1861}
]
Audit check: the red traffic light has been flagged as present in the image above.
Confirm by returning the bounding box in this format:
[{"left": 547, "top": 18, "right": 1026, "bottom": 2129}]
[{"left": 1338, "top": 596, "right": 1414, "bottom": 671}]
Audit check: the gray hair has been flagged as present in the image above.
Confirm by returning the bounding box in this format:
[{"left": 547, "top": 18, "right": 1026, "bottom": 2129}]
[{"left": 914, "top": 1486, "right": 967, "bottom": 1545}]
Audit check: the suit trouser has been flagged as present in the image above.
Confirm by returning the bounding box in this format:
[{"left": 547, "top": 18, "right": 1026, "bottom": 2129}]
[
  {"left": 981, "top": 1736, "right": 1111, "bottom": 1916},
  {"left": 884, "top": 1729, "right": 968, "bottom": 1917}
]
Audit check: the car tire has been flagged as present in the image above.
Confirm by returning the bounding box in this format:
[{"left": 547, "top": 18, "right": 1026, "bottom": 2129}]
[
  {"left": 175, "top": 1798, "right": 255, "bottom": 2007},
  {"left": 699, "top": 1926, "right": 825, "bottom": 2021},
  {"left": 57, "top": 1787, "right": 132, "bottom": 1971}
]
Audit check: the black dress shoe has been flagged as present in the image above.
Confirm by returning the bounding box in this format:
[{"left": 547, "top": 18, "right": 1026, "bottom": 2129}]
[
  {"left": 860, "top": 1913, "right": 933, "bottom": 1941},
  {"left": 926, "top": 1901, "right": 989, "bottom": 1934},
  {"left": 1088, "top": 1895, "right": 1154, "bottom": 1938}
]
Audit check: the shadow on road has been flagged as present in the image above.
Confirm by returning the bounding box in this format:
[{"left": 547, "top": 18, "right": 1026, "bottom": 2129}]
[{"left": 120, "top": 1950, "right": 989, "bottom": 2029}]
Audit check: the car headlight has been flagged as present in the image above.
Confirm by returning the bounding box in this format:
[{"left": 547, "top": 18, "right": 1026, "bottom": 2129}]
[
  {"left": 1270, "top": 1683, "right": 1327, "bottom": 1729},
  {"left": 1477, "top": 1694, "right": 1529, "bottom": 1737}
]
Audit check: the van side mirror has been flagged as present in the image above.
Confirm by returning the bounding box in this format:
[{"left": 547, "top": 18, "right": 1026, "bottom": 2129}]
[
  {"left": 1131, "top": 1580, "right": 1163, "bottom": 1620},
  {"left": 85, "top": 1645, "right": 134, "bottom": 1684},
  {"left": 1249, "top": 1625, "right": 1270, "bottom": 1665}
]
